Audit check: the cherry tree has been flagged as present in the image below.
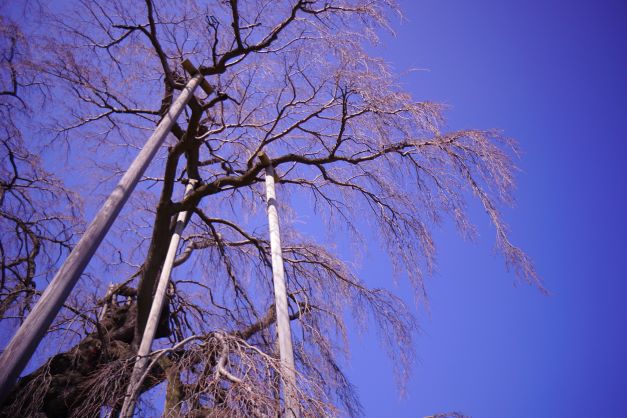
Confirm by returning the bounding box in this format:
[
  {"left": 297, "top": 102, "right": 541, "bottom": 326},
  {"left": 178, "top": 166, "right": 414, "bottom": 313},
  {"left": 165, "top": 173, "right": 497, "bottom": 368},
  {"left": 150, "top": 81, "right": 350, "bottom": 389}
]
[{"left": 0, "top": 1, "right": 540, "bottom": 416}]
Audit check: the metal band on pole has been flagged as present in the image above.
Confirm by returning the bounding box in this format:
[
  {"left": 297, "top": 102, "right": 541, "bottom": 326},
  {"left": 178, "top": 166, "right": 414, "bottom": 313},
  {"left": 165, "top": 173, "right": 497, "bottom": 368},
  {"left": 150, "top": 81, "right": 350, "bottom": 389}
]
[
  {"left": 0, "top": 72, "right": 204, "bottom": 401},
  {"left": 119, "top": 180, "right": 196, "bottom": 418},
  {"left": 260, "top": 153, "right": 300, "bottom": 418}
]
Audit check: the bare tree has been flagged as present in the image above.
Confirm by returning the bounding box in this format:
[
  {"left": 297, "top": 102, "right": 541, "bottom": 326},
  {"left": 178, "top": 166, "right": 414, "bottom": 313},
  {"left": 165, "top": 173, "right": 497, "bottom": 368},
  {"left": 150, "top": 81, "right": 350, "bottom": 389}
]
[
  {"left": 0, "top": 15, "right": 79, "bottom": 324},
  {"left": 0, "top": 1, "right": 541, "bottom": 417}
]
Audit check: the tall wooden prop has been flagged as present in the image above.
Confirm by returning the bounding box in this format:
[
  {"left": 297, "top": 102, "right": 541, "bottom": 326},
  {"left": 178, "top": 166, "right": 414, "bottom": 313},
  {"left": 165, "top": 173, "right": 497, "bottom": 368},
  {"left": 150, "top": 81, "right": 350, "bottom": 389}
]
[
  {"left": 0, "top": 61, "right": 211, "bottom": 401},
  {"left": 119, "top": 180, "right": 196, "bottom": 418},
  {"left": 260, "top": 153, "right": 300, "bottom": 418}
]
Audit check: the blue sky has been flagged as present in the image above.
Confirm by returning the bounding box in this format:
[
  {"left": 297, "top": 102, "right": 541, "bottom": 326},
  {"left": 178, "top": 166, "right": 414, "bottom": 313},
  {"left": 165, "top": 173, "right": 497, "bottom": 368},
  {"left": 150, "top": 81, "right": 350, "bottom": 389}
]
[
  {"left": 346, "top": 0, "right": 627, "bottom": 417},
  {"left": 3, "top": 1, "right": 625, "bottom": 416}
]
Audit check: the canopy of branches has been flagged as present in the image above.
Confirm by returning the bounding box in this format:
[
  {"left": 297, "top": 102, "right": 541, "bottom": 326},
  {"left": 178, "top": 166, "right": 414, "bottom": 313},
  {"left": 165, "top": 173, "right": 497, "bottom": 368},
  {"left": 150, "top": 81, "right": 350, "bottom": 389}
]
[{"left": 0, "top": 1, "right": 540, "bottom": 416}]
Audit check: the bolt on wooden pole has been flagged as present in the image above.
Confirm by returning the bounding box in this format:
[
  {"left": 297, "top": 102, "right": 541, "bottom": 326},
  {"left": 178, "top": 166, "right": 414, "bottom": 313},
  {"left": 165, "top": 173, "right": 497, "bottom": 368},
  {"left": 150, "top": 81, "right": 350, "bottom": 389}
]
[
  {"left": 259, "top": 153, "right": 300, "bottom": 418},
  {"left": 119, "top": 180, "right": 196, "bottom": 418},
  {"left": 0, "top": 64, "right": 207, "bottom": 402}
]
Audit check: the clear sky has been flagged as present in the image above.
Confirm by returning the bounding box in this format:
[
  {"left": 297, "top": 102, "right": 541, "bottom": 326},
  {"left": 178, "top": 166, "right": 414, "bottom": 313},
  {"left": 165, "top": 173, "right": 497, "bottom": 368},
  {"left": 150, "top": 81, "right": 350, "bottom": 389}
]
[
  {"left": 345, "top": 0, "right": 627, "bottom": 417},
  {"left": 3, "top": 1, "right": 625, "bottom": 416}
]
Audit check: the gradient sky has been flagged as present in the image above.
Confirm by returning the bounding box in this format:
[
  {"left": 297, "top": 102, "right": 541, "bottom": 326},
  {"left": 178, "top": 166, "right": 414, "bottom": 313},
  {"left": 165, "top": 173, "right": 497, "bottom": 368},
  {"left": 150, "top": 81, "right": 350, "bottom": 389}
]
[
  {"left": 345, "top": 0, "right": 627, "bottom": 417},
  {"left": 4, "top": 1, "right": 625, "bottom": 417}
]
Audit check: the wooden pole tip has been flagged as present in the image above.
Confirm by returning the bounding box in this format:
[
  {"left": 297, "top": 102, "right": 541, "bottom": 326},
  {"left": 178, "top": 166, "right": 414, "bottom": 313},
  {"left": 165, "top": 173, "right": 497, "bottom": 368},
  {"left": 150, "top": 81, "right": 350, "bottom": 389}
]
[
  {"left": 258, "top": 152, "right": 271, "bottom": 166},
  {"left": 181, "top": 59, "right": 213, "bottom": 96}
]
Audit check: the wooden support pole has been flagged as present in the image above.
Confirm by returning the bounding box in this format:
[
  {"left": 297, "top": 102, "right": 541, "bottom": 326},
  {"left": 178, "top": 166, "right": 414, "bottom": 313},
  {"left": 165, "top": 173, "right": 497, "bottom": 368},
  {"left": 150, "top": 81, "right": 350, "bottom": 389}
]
[
  {"left": 182, "top": 59, "right": 214, "bottom": 96},
  {"left": 0, "top": 72, "right": 205, "bottom": 402},
  {"left": 260, "top": 153, "right": 300, "bottom": 418},
  {"left": 119, "top": 180, "right": 196, "bottom": 418}
]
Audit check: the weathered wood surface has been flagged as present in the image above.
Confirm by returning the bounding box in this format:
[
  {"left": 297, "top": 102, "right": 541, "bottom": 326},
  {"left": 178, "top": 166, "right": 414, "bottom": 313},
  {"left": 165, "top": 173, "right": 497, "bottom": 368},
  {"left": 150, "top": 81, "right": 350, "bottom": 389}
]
[{"left": 261, "top": 153, "right": 300, "bottom": 418}]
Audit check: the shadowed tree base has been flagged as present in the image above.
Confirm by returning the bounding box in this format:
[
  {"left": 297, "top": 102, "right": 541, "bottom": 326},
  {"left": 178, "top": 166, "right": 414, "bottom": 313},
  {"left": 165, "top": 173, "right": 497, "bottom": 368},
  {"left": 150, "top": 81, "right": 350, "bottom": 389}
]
[{"left": 0, "top": 301, "right": 171, "bottom": 418}]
